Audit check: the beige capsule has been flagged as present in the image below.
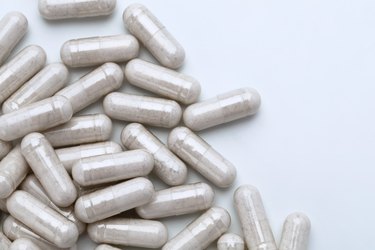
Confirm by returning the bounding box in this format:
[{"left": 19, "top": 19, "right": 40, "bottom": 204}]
[
  {"left": 21, "top": 133, "right": 77, "bottom": 207},
  {"left": 0, "top": 96, "right": 73, "bottom": 141},
  {"left": 0, "top": 140, "right": 12, "bottom": 160},
  {"left": 88, "top": 218, "right": 168, "bottom": 248},
  {"left": 121, "top": 123, "right": 187, "bottom": 186},
  {"left": 61, "top": 35, "right": 139, "bottom": 68},
  {"left": 136, "top": 182, "right": 214, "bottom": 219},
  {"left": 38, "top": 0, "right": 116, "bottom": 20},
  {"left": 124, "top": 59, "right": 201, "bottom": 104},
  {"left": 0, "top": 231, "right": 11, "bottom": 249},
  {"left": 183, "top": 88, "right": 261, "bottom": 131},
  {"left": 74, "top": 177, "right": 154, "bottom": 223},
  {"left": 217, "top": 233, "right": 245, "bottom": 250},
  {"left": 55, "top": 62, "right": 123, "bottom": 113},
  {"left": 279, "top": 212, "right": 311, "bottom": 250},
  {"left": 123, "top": 4, "right": 185, "bottom": 69},
  {"left": 9, "top": 238, "right": 41, "bottom": 250},
  {"left": 168, "top": 127, "right": 236, "bottom": 188},
  {"left": 44, "top": 114, "right": 112, "bottom": 148},
  {"left": 234, "top": 185, "right": 277, "bottom": 250},
  {"left": 104, "top": 92, "right": 182, "bottom": 128},
  {"left": 2, "top": 63, "right": 68, "bottom": 113},
  {"left": 162, "top": 207, "right": 231, "bottom": 250},
  {"left": 95, "top": 245, "right": 121, "bottom": 250}
]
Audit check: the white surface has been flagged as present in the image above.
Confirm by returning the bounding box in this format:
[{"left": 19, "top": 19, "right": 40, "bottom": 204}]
[{"left": 1, "top": 0, "right": 375, "bottom": 249}]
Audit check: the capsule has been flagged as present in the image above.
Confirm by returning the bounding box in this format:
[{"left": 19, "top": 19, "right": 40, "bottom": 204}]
[
  {"left": 162, "top": 207, "right": 231, "bottom": 250},
  {"left": 74, "top": 177, "right": 154, "bottom": 223},
  {"left": 38, "top": 0, "right": 116, "bottom": 20},
  {"left": 136, "top": 182, "right": 214, "bottom": 219},
  {"left": 0, "top": 96, "right": 73, "bottom": 141},
  {"left": 55, "top": 62, "right": 123, "bottom": 113},
  {"left": 168, "top": 127, "right": 236, "bottom": 188},
  {"left": 9, "top": 238, "right": 41, "bottom": 250},
  {"left": 279, "top": 212, "right": 311, "bottom": 250},
  {"left": 0, "top": 232, "right": 11, "bottom": 249},
  {"left": 0, "top": 146, "right": 29, "bottom": 199},
  {"left": 2, "top": 63, "right": 68, "bottom": 113},
  {"left": 44, "top": 114, "right": 112, "bottom": 147},
  {"left": 124, "top": 59, "right": 200, "bottom": 104},
  {"left": 183, "top": 88, "right": 261, "bottom": 131},
  {"left": 95, "top": 245, "right": 121, "bottom": 250},
  {"left": 123, "top": 4, "right": 185, "bottom": 69},
  {"left": 61, "top": 35, "right": 139, "bottom": 68},
  {"left": 217, "top": 233, "right": 245, "bottom": 250},
  {"left": 0, "top": 140, "right": 12, "bottom": 160},
  {"left": 21, "top": 133, "right": 77, "bottom": 207},
  {"left": 121, "top": 123, "right": 187, "bottom": 186},
  {"left": 234, "top": 185, "right": 277, "bottom": 250},
  {"left": 104, "top": 92, "right": 182, "bottom": 128},
  {"left": 20, "top": 175, "right": 86, "bottom": 234},
  {"left": 0, "top": 12, "right": 28, "bottom": 65},
  {"left": 88, "top": 218, "right": 168, "bottom": 248}
]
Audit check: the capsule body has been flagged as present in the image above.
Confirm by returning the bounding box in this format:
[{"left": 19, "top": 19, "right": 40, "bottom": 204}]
[
  {"left": 0, "top": 12, "right": 28, "bottom": 65},
  {"left": 0, "top": 96, "right": 73, "bottom": 141},
  {"left": 104, "top": 92, "right": 182, "bottom": 128},
  {"left": 234, "top": 185, "right": 277, "bottom": 250},
  {"left": 21, "top": 133, "right": 77, "bottom": 207},
  {"left": 74, "top": 177, "right": 154, "bottom": 223},
  {"left": 3, "top": 63, "right": 68, "bottom": 113},
  {"left": 121, "top": 123, "right": 187, "bottom": 186},
  {"left": 95, "top": 245, "right": 121, "bottom": 250},
  {"left": 125, "top": 59, "right": 200, "bottom": 104},
  {"left": 183, "top": 88, "right": 261, "bottom": 131},
  {"left": 38, "top": 0, "right": 116, "bottom": 20},
  {"left": 217, "top": 233, "right": 245, "bottom": 250},
  {"left": 168, "top": 127, "right": 236, "bottom": 188},
  {"left": 136, "top": 182, "right": 214, "bottom": 219},
  {"left": 44, "top": 114, "right": 112, "bottom": 147},
  {"left": 279, "top": 213, "right": 311, "bottom": 250},
  {"left": 0, "top": 140, "right": 12, "bottom": 160},
  {"left": 9, "top": 238, "right": 41, "bottom": 250},
  {"left": 0, "top": 232, "right": 11, "bottom": 249},
  {"left": 55, "top": 63, "right": 123, "bottom": 113},
  {"left": 163, "top": 207, "right": 231, "bottom": 250},
  {"left": 88, "top": 218, "right": 168, "bottom": 248},
  {"left": 123, "top": 4, "right": 185, "bottom": 69}
]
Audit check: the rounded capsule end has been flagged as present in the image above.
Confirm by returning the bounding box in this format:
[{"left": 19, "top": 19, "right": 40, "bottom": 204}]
[
  {"left": 243, "top": 88, "right": 261, "bottom": 115},
  {"left": 54, "top": 221, "right": 79, "bottom": 248},
  {"left": 27, "top": 45, "right": 47, "bottom": 66},
  {"left": 120, "top": 123, "right": 144, "bottom": 148},
  {"left": 199, "top": 182, "right": 215, "bottom": 208},
  {"left": 21, "top": 132, "right": 44, "bottom": 152},
  {"left": 71, "top": 161, "right": 85, "bottom": 187},
  {"left": 60, "top": 41, "right": 74, "bottom": 67},
  {"left": 158, "top": 43, "right": 185, "bottom": 69},
  {"left": 1, "top": 101, "right": 19, "bottom": 114},
  {"left": 182, "top": 105, "right": 201, "bottom": 131},
  {"left": 234, "top": 185, "right": 260, "bottom": 204},
  {"left": 167, "top": 126, "right": 191, "bottom": 150},
  {"left": 0, "top": 175, "right": 14, "bottom": 199},
  {"left": 101, "top": 63, "right": 124, "bottom": 89},
  {"left": 211, "top": 207, "right": 231, "bottom": 229},
  {"left": 74, "top": 197, "right": 90, "bottom": 223},
  {"left": 285, "top": 212, "right": 311, "bottom": 230},
  {"left": 38, "top": 0, "right": 53, "bottom": 19},
  {"left": 123, "top": 3, "right": 146, "bottom": 26},
  {"left": 6, "top": 11, "right": 28, "bottom": 30},
  {"left": 166, "top": 101, "right": 182, "bottom": 128},
  {"left": 86, "top": 223, "right": 99, "bottom": 243},
  {"left": 96, "top": 114, "right": 112, "bottom": 141},
  {"left": 51, "top": 95, "right": 74, "bottom": 123},
  {"left": 184, "top": 78, "right": 201, "bottom": 104},
  {"left": 138, "top": 149, "right": 154, "bottom": 174}
]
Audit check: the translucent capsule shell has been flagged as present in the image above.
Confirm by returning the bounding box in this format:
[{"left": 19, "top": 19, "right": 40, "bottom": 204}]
[
  {"left": 2, "top": 63, "right": 68, "bottom": 113},
  {"left": 0, "top": 232, "right": 11, "bottom": 249},
  {"left": 0, "top": 96, "right": 73, "bottom": 141},
  {"left": 88, "top": 218, "right": 168, "bottom": 248},
  {"left": 38, "top": 0, "right": 116, "bottom": 20},
  {"left": 104, "top": 92, "right": 182, "bottom": 128},
  {"left": 183, "top": 88, "right": 261, "bottom": 131},
  {"left": 9, "top": 238, "right": 41, "bottom": 250},
  {"left": 217, "top": 233, "right": 245, "bottom": 250},
  {"left": 136, "top": 182, "right": 214, "bottom": 219},
  {"left": 124, "top": 59, "right": 201, "bottom": 104},
  {"left": 234, "top": 185, "right": 277, "bottom": 250},
  {"left": 61, "top": 35, "right": 139, "bottom": 68},
  {"left": 95, "top": 245, "right": 121, "bottom": 250},
  {"left": 162, "top": 207, "right": 231, "bottom": 250},
  {"left": 168, "top": 127, "right": 236, "bottom": 188},
  {"left": 55, "top": 62, "right": 123, "bottom": 113},
  {"left": 279, "top": 212, "right": 311, "bottom": 250},
  {"left": 121, "top": 123, "right": 187, "bottom": 186},
  {"left": 44, "top": 114, "right": 112, "bottom": 147},
  {"left": 0, "top": 140, "right": 12, "bottom": 160}
]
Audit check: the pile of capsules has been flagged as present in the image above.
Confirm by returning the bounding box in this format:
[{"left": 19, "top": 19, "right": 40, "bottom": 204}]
[{"left": 0, "top": 1, "right": 311, "bottom": 250}]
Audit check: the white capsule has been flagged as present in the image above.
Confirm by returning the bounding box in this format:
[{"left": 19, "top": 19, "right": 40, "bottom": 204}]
[
  {"left": 0, "top": 12, "right": 28, "bottom": 65},
  {"left": 88, "top": 218, "right": 168, "bottom": 248},
  {"left": 21, "top": 133, "right": 77, "bottom": 207},
  {"left": 44, "top": 114, "right": 112, "bottom": 148},
  {"left": 0, "top": 146, "right": 29, "bottom": 199},
  {"left": 38, "top": 0, "right": 116, "bottom": 20},
  {"left": 217, "top": 233, "right": 245, "bottom": 250},
  {"left": 0, "top": 140, "right": 12, "bottom": 160},
  {"left": 163, "top": 207, "right": 231, "bottom": 250},
  {"left": 234, "top": 185, "right": 277, "bottom": 250},
  {"left": 2, "top": 63, "right": 68, "bottom": 113},
  {"left": 9, "top": 238, "right": 41, "bottom": 250},
  {"left": 104, "top": 92, "right": 182, "bottom": 128},
  {"left": 0, "top": 198, "right": 7, "bottom": 212},
  {"left": 168, "top": 127, "right": 236, "bottom": 188},
  {"left": 95, "top": 245, "right": 121, "bottom": 250},
  {"left": 279, "top": 212, "right": 311, "bottom": 250},
  {"left": 0, "top": 232, "right": 11, "bottom": 249},
  {"left": 55, "top": 62, "right": 123, "bottom": 113},
  {"left": 183, "top": 88, "right": 261, "bottom": 131},
  {"left": 123, "top": 4, "right": 185, "bottom": 69},
  {"left": 121, "top": 123, "right": 187, "bottom": 186},
  {"left": 0, "top": 96, "right": 73, "bottom": 141},
  {"left": 6, "top": 191, "right": 79, "bottom": 248},
  {"left": 74, "top": 177, "right": 154, "bottom": 223},
  {"left": 136, "top": 182, "right": 214, "bottom": 219},
  {"left": 124, "top": 59, "right": 200, "bottom": 104}
]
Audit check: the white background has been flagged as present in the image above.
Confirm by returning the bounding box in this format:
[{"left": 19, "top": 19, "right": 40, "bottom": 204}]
[{"left": 2, "top": 0, "right": 375, "bottom": 249}]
